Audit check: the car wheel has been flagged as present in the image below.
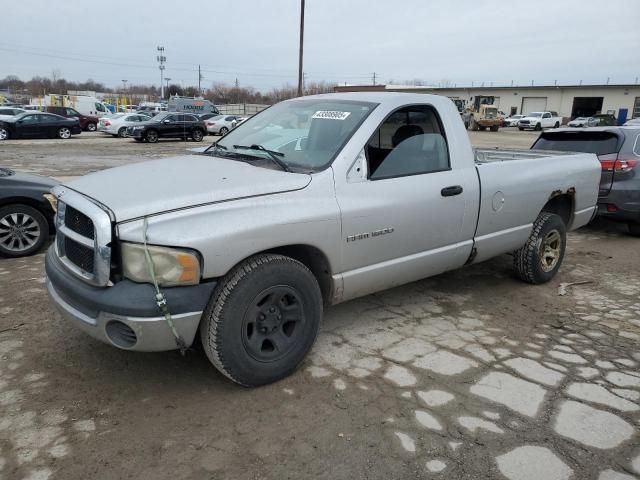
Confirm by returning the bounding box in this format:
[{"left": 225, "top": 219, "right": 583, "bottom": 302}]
[
  {"left": 191, "top": 129, "right": 204, "bottom": 142},
  {"left": 490, "top": 125, "right": 499, "bottom": 132},
  {"left": 219, "top": 127, "right": 229, "bottom": 135},
  {"left": 0, "top": 204, "right": 48, "bottom": 258},
  {"left": 145, "top": 130, "right": 159, "bottom": 143},
  {"left": 200, "top": 253, "right": 323, "bottom": 387},
  {"left": 518, "top": 127, "right": 524, "bottom": 131},
  {"left": 118, "top": 127, "right": 127, "bottom": 138},
  {"left": 57, "top": 127, "right": 72, "bottom": 139},
  {"left": 86, "top": 123, "right": 97, "bottom": 132},
  {"left": 513, "top": 212, "right": 566, "bottom": 284},
  {"left": 554, "top": 122, "right": 560, "bottom": 128},
  {"left": 535, "top": 123, "right": 542, "bottom": 131},
  {"left": 0, "top": 127, "right": 9, "bottom": 140},
  {"left": 628, "top": 223, "right": 640, "bottom": 237}
]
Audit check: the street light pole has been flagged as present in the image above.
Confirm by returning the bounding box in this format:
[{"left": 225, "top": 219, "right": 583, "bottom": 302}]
[
  {"left": 297, "top": 0, "right": 305, "bottom": 97},
  {"left": 165, "top": 78, "right": 171, "bottom": 97},
  {"left": 157, "top": 46, "right": 166, "bottom": 100}
]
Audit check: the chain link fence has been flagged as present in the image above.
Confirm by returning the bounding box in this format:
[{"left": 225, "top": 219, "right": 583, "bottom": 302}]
[{"left": 216, "top": 103, "right": 270, "bottom": 115}]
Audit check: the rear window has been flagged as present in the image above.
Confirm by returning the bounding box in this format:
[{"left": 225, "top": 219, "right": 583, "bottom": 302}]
[{"left": 532, "top": 131, "right": 621, "bottom": 156}]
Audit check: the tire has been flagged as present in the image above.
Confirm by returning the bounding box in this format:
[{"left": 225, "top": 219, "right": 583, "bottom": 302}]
[
  {"left": 535, "top": 123, "right": 542, "bottom": 131},
  {"left": 219, "top": 126, "right": 229, "bottom": 135},
  {"left": 514, "top": 212, "right": 567, "bottom": 284},
  {"left": 57, "top": 127, "right": 72, "bottom": 139},
  {"left": 0, "top": 127, "right": 9, "bottom": 140},
  {"left": 490, "top": 125, "right": 499, "bottom": 132},
  {"left": 628, "top": 223, "right": 640, "bottom": 237},
  {"left": 191, "top": 129, "right": 204, "bottom": 142},
  {"left": 200, "top": 253, "right": 323, "bottom": 387},
  {"left": 117, "top": 127, "right": 127, "bottom": 138},
  {"left": 86, "top": 122, "right": 97, "bottom": 132},
  {"left": 518, "top": 127, "right": 524, "bottom": 131},
  {"left": 554, "top": 122, "right": 560, "bottom": 128},
  {"left": 145, "top": 130, "right": 159, "bottom": 143},
  {"left": 0, "top": 204, "right": 48, "bottom": 258}
]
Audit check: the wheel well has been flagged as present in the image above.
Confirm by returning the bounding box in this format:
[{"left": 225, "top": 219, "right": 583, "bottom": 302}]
[
  {"left": 261, "top": 245, "right": 333, "bottom": 305},
  {"left": 0, "top": 197, "right": 55, "bottom": 233},
  {"left": 542, "top": 193, "right": 573, "bottom": 226}
]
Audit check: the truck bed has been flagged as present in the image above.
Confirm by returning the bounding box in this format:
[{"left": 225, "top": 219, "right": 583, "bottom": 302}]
[{"left": 474, "top": 148, "right": 576, "bottom": 164}]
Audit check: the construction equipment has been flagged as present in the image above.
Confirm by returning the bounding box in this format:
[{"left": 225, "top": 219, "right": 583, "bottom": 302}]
[{"left": 464, "top": 96, "right": 502, "bottom": 132}]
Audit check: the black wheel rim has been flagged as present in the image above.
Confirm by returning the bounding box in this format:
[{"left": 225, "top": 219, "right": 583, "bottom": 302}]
[
  {"left": 148, "top": 131, "right": 157, "bottom": 142},
  {"left": 241, "top": 285, "right": 305, "bottom": 362}
]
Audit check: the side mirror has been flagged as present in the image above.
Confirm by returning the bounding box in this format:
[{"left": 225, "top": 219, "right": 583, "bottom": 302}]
[{"left": 163, "top": 120, "right": 171, "bottom": 124}]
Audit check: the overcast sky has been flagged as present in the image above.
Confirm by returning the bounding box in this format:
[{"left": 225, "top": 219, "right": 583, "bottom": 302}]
[{"left": 1, "top": 0, "right": 639, "bottom": 91}]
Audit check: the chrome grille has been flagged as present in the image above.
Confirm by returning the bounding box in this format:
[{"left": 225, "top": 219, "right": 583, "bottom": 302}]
[{"left": 53, "top": 186, "right": 112, "bottom": 286}]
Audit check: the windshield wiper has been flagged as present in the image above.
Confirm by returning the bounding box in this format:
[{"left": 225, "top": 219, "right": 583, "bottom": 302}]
[
  {"left": 204, "top": 142, "right": 227, "bottom": 154},
  {"left": 232, "top": 144, "right": 290, "bottom": 172}
]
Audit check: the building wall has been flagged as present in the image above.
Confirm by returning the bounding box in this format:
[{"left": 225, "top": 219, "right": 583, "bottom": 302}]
[{"left": 382, "top": 86, "right": 640, "bottom": 120}]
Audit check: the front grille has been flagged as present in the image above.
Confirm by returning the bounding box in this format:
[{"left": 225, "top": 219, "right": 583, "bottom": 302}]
[
  {"left": 64, "top": 236, "right": 95, "bottom": 273},
  {"left": 65, "top": 205, "right": 95, "bottom": 239}
]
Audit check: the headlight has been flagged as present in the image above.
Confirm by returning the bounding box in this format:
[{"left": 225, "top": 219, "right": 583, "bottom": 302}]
[
  {"left": 121, "top": 242, "right": 201, "bottom": 286},
  {"left": 132, "top": 126, "right": 144, "bottom": 130}
]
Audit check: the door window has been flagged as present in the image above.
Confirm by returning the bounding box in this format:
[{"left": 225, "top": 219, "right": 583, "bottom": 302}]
[
  {"left": 20, "top": 115, "right": 38, "bottom": 123},
  {"left": 543, "top": 113, "right": 551, "bottom": 119},
  {"left": 367, "top": 106, "right": 450, "bottom": 180}
]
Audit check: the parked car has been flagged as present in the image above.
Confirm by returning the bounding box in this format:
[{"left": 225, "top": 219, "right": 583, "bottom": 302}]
[
  {"left": 0, "top": 167, "right": 58, "bottom": 257},
  {"left": 45, "top": 92, "right": 600, "bottom": 386},
  {"left": 531, "top": 127, "right": 640, "bottom": 235},
  {"left": 98, "top": 113, "right": 151, "bottom": 137},
  {"left": 568, "top": 117, "right": 596, "bottom": 128},
  {"left": 0, "top": 112, "right": 82, "bottom": 140},
  {"left": 518, "top": 111, "right": 562, "bottom": 130},
  {"left": 126, "top": 112, "right": 206, "bottom": 143},
  {"left": 204, "top": 115, "right": 245, "bottom": 135},
  {"left": 44, "top": 106, "right": 99, "bottom": 132},
  {"left": 198, "top": 113, "right": 220, "bottom": 121},
  {"left": 624, "top": 118, "right": 640, "bottom": 126},
  {"left": 504, "top": 114, "right": 525, "bottom": 127},
  {"left": 591, "top": 113, "right": 617, "bottom": 126},
  {"left": 135, "top": 110, "right": 161, "bottom": 118},
  {"left": 0, "top": 107, "right": 26, "bottom": 120}
]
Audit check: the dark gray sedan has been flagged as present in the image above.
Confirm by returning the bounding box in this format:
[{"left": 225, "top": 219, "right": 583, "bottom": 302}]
[
  {"left": 532, "top": 127, "right": 640, "bottom": 235},
  {"left": 0, "top": 168, "right": 58, "bottom": 257}
]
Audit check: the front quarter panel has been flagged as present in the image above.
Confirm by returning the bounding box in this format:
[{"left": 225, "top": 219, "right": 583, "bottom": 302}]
[{"left": 116, "top": 169, "right": 341, "bottom": 279}]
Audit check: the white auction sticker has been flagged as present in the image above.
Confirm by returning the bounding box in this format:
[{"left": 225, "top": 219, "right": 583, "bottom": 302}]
[{"left": 312, "top": 110, "right": 351, "bottom": 120}]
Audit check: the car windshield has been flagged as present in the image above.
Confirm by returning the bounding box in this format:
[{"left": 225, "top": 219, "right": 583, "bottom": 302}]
[
  {"left": 208, "top": 99, "right": 378, "bottom": 171},
  {"left": 532, "top": 131, "right": 621, "bottom": 156},
  {"left": 527, "top": 112, "right": 543, "bottom": 117}
]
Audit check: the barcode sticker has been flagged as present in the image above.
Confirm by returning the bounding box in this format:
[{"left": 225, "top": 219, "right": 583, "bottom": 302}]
[{"left": 312, "top": 110, "right": 351, "bottom": 120}]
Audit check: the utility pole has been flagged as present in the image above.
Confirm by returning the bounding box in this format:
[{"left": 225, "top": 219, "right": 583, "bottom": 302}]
[
  {"left": 372, "top": 72, "right": 377, "bottom": 86},
  {"left": 121, "top": 79, "right": 128, "bottom": 91},
  {"left": 234, "top": 78, "right": 239, "bottom": 88},
  {"left": 165, "top": 78, "right": 171, "bottom": 97},
  {"left": 198, "top": 65, "right": 204, "bottom": 94},
  {"left": 297, "top": 0, "right": 305, "bottom": 97},
  {"left": 157, "top": 46, "right": 166, "bottom": 100}
]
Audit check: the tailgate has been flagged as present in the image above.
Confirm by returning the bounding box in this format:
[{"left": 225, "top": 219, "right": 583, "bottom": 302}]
[{"left": 531, "top": 130, "right": 623, "bottom": 196}]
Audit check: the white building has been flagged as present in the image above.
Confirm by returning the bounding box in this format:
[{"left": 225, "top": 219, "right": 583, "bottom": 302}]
[{"left": 336, "top": 83, "right": 640, "bottom": 123}]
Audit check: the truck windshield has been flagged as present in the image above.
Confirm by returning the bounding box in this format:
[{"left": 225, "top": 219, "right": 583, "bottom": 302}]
[
  {"left": 532, "top": 131, "right": 621, "bottom": 156},
  {"left": 209, "top": 99, "right": 378, "bottom": 171}
]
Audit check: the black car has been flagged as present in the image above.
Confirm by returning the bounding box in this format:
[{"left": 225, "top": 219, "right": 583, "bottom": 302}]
[
  {"left": 0, "top": 167, "right": 58, "bottom": 257},
  {"left": 127, "top": 112, "right": 206, "bottom": 143},
  {"left": 0, "top": 112, "right": 82, "bottom": 140}
]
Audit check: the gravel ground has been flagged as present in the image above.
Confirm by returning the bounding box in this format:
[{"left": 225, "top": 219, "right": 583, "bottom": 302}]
[{"left": 0, "top": 130, "right": 639, "bottom": 480}]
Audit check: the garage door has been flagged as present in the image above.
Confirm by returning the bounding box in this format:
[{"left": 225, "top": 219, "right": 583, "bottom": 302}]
[{"left": 521, "top": 97, "right": 547, "bottom": 115}]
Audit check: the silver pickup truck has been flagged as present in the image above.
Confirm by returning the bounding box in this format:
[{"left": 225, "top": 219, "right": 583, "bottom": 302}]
[{"left": 45, "top": 93, "right": 600, "bottom": 386}]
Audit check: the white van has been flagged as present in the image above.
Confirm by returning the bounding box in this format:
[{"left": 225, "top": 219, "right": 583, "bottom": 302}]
[{"left": 31, "top": 95, "right": 110, "bottom": 117}]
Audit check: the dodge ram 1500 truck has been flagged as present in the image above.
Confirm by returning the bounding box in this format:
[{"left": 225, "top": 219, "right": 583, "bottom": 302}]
[{"left": 45, "top": 93, "right": 600, "bottom": 386}]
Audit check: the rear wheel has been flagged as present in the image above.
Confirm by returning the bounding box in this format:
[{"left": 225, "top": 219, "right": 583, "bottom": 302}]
[
  {"left": 191, "top": 129, "right": 204, "bottom": 142},
  {"left": 0, "top": 127, "right": 9, "bottom": 140},
  {"left": 219, "top": 126, "right": 229, "bottom": 135},
  {"left": 628, "top": 223, "right": 640, "bottom": 237},
  {"left": 0, "top": 205, "right": 48, "bottom": 258},
  {"left": 117, "top": 127, "right": 127, "bottom": 138},
  {"left": 145, "top": 129, "right": 159, "bottom": 143},
  {"left": 57, "top": 127, "right": 71, "bottom": 139},
  {"left": 200, "top": 254, "right": 323, "bottom": 387},
  {"left": 554, "top": 121, "right": 560, "bottom": 128},
  {"left": 514, "top": 212, "right": 566, "bottom": 284},
  {"left": 86, "top": 122, "right": 97, "bottom": 132}
]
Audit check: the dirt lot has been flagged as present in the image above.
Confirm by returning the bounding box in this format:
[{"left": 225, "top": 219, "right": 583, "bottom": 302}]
[{"left": 1, "top": 130, "right": 639, "bottom": 480}]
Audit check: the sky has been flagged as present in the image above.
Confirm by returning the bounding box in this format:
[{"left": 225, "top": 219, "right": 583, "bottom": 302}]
[{"left": 1, "top": 0, "right": 639, "bottom": 92}]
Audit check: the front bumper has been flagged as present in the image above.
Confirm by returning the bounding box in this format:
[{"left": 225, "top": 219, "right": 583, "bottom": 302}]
[
  {"left": 45, "top": 246, "right": 217, "bottom": 352},
  {"left": 128, "top": 128, "right": 145, "bottom": 138}
]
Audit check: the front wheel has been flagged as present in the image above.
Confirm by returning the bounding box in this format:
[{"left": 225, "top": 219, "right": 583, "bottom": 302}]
[
  {"left": 535, "top": 123, "right": 542, "bottom": 131},
  {"left": 518, "top": 127, "right": 524, "bottom": 131},
  {"left": 191, "top": 129, "right": 204, "bottom": 142},
  {"left": 0, "top": 204, "right": 48, "bottom": 257},
  {"left": 86, "top": 123, "right": 97, "bottom": 132},
  {"left": 58, "top": 127, "right": 72, "bottom": 139},
  {"left": 0, "top": 127, "right": 9, "bottom": 140},
  {"left": 145, "top": 130, "right": 159, "bottom": 143},
  {"left": 514, "top": 212, "right": 566, "bottom": 284},
  {"left": 200, "top": 254, "right": 323, "bottom": 387},
  {"left": 490, "top": 125, "right": 499, "bottom": 132}
]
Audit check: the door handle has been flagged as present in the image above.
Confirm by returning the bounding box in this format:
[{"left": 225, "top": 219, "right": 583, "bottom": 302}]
[{"left": 441, "top": 185, "right": 463, "bottom": 197}]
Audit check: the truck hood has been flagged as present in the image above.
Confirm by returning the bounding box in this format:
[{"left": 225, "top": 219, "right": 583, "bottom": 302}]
[{"left": 64, "top": 155, "right": 311, "bottom": 222}]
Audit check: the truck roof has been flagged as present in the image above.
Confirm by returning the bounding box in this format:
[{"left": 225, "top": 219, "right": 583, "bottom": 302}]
[{"left": 287, "top": 91, "right": 453, "bottom": 108}]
